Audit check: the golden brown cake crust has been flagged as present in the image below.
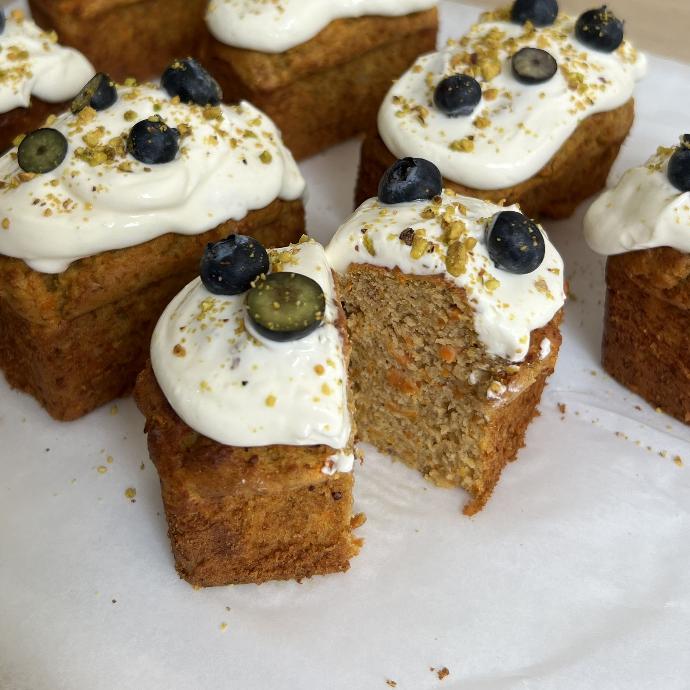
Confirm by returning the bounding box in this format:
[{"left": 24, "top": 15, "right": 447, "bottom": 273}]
[
  {"left": 337, "top": 264, "right": 563, "bottom": 515},
  {"left": 0, "top": 199, "right": 305, "bottom": 420},
  {"left": 28, "top": 0, "right": 207, "bottom": 82},
  {"left": 134, "top": 361, "right": 360, "bottom": 587},
  {"left": 355, "top": 99, "right": 635, "bottom": 220},
  {"left": 202, "top": 10, "right": 438, "bottom": 160},
  {"left": 603, "top": 249, "right": 690, "bottom": 425},
  {"left": 0, "top": 98, "right": 69, "bottom": 154}
]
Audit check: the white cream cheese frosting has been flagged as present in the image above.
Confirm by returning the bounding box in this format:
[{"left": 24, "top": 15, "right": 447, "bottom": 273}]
[
  {"left": 326, "top": 191, "right": 565, "bottom": 362},
  {"left": 584, "top": 146, "right": 690, "bottom": 256},
  {"left": 378, "top": 9, "right": 646, "bottom": 190},
  {"left": 151, "top": 240, "right": 353, "bottom": 458},
  {"left": 0, "top": 83, "right": 305, "bottom": 273},
  {"left": 206, "top": 0, "right": 438, "bottom": 53},
  {"left": 0, "top": 10, "right": 94, "bottom": 114}
]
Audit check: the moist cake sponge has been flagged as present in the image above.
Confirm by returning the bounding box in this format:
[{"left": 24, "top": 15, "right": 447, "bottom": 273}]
[{"left": 336, "top": 265, "right": 561, "bottom": 514}]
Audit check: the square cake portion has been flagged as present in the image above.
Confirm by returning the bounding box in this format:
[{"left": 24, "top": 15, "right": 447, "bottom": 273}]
[
  {"left": 0, "top": 79, "right": 305, "bottom": 420},
  {"left": 0, "top": 9, "right": 94, "bottom": 151},
  {"left": 584, "top": 139, "right": 690, "bottom": 424},
  {"left": 357, "top": 5, "right": 645, "bottom": 219},
  {"left": 135, "top": 238, "right": 360, "bottom": 586},
  {"left": 327, "top": 159, "right": 565, "bottom": 514},
  {"left": 28, "top": 0, "right": 207, "bottom": 82},
  {"left": 202, "top": 2, "right": 438, "bottom": 159}
]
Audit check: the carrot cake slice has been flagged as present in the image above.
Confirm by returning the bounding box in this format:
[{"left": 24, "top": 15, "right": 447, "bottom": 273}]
[
  {"left": 356, "top": 1, "right": 646, "bottom": 219},
  {"left": 329, "top": 157, "right": 566, "bottom": 514},
  {"left": 135, "top": 237, "right": 360, "bottom": 586}
]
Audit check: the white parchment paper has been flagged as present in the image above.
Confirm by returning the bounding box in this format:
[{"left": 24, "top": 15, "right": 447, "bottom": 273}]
[{"left": 1, "top": 3, "right": 689, "bottom": 689}]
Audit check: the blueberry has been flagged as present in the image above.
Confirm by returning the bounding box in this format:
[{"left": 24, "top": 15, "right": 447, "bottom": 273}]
[
  {"left": 511, "top": 47, "right": 558, "bottom": 85},
  {"left": 161, "top": 58, "right": 222, "bottom": 106},
  {"left": 434, "top": 74, "right": 482, "bottom": 117},
  {"left": 127, "top": 117, "right": 179, "bottom": 165},
  {"left": 0, "top": 10, "right": 5, "bottom": 35},
  {"left": 575, "top": 6, "right": 624, "bottom": 53},
  {"left": 246, "top": 272, "right": 325, "bottom": 342},
  {"left": 378, "top": 158, "right": 443, "bottom": 205},
  {"left": 486, "top": 211, "right": 545, "bottom": 274},
  {"left": 200, "top": 235, "right": 269, "bottom": 296},
  {"left": 17, "top": 128, "right": 68, "bottom": 174},
  {"left": 511, "top": 0, "right": 559, "bottom": 26},
  {"left": 71, "top": 73, "right": 117, "bottom": 113},
  {"left": 668, "top": 135, "right": 690, "bottom": 192}
]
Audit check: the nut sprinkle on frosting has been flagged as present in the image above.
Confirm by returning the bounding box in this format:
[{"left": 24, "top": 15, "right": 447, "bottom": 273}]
[
  {"left": 327, "top": 188, "right": 565, "bottom": 362},
  {"left": 151, "top": 238, "right": 353, "bottom": 464}
]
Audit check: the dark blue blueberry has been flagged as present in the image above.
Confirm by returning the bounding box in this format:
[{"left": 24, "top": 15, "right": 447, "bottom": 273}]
[
  {"left": 71, "top": 73, "right": 117, "bottom": 113},
  {"left": 0, "top": 10, "right": 5, "bottom": 35},
  {"left": 575, "top": 6, "right": 624, "bottom": 53},
  {"left": 127, "top": 117, "right": 179, "bottom": 164},
  {"left": 668, "top": 135, "right": 690, "bottom": 192},
  {"left": 378, "top": 158, "right": 443, "bottom": 205},
  {"left": 434, "top": 74, "right": 482, "bottom": 117},
  {"left": 200, "top": 235, "right": 269, "bottom": 296},
  {"left": 512, "top": 47, "right": 558, "bottom": 84},
  {"left": 486, "top": 211, "right": 545, "bottom": 274},
  {"left": 161, "top": 58, "right": 222, "bottom": 106},
  {"left": 511, "top": 0, "right": 559, "bottom": 26}
]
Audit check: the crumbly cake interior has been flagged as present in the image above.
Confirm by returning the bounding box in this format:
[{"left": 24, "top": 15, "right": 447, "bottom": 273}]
[{"left": 339, "top": 265, "right": 560, "bottom": 513}]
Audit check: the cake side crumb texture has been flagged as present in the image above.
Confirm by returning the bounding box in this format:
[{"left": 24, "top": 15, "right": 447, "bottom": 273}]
[{"left": 337, "top": 266, "right": 562, "bottom": 515}]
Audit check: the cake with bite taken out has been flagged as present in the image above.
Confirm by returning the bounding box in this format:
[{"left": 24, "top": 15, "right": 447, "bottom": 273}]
[
  {"left": 356, "top": 1, "right": 646, "bottom": 219},
  {"left": 201, "top": 0, "right": 439, "bottom": 159},
  {"left": 328, "top": 157, "right": 565, "bottom": 514},
  {"left": 0, "top": 60, "right": 305, "bottom": 421},
  {"left": 0, "top": 8, "right": 94, "bottom": 152},
  {"left": 584, "top": 136, "right": 690, "bottom": 425},
  {"left": 135, "top": 236, "right": 361, "bottom": 586},
  {"left": 28, "top": 0, "right": 207, "bottom": 82}
]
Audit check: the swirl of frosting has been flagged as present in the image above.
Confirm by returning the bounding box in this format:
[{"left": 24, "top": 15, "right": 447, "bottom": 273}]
[
  {"left": 378, "top": 10, "right": 646, "bottom": 190},
  {"left": 584, "top": 146, "right": 690, "bottom": 256},
  {"left": 206, "top": 0, "right": 438, "bottom": 53},
  {"left": 0, "top": 83, "right": 305, "bottom": 273},
  {"left": 326, "top": 191, "right": 565, "bottom": 362},
  {"left": 0, "top": 10, "right": 94, "bottom": 113},
  {"left": 151, "top": 239, "right": 352, "bottom": 455}
]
